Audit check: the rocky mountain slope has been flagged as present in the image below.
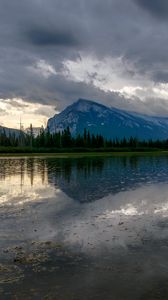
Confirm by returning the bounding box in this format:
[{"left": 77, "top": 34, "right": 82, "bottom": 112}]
[
  {"left": 47, "top": 99, "right": 168, "bottom": 140},
  {"left": 0, "top": 125, "right": 21, "bottom": 137}
]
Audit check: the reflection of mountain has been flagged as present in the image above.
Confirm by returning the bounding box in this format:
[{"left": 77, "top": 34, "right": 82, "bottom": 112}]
[
  {"left": 1, "top": 156, "right": 168, "bottom": 203},
  {"left": 46, "top": 156, "right": 168, "bottom": 202}
]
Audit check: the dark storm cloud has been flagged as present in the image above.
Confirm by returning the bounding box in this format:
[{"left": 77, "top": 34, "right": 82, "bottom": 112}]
[
  {"left": 26, "top": 27, "right": 79, "bottom": 47},
  {"left": 135, "top": 0, "right": 168, "bottom": 19},
  {"left": 0, "top": 0, "right": 168, "bottom": 117},
  {"left": 153, "top": 71, "right": 168, "bottom": 84}
]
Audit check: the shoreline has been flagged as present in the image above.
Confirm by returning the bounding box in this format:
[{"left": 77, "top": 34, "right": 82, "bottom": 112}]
[{"left": 1, "top": 150, "right": 168, "bottom": 158}]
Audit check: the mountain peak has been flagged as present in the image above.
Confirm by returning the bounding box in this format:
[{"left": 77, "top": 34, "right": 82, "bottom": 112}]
[
  {"left": 47, "top": 98, "right": 168, "bottom": 140},
  {"left": 70, "top": 98, "right": 108, "bottom": 112}
]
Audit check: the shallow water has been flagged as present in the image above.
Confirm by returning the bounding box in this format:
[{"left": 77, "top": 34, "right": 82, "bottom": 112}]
[{"left": 1, "top": 155, "right": 168, "bottom": 299}]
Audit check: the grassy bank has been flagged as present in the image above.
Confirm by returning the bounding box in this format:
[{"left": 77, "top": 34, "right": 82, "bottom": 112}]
[{"left": 0, "top": 146, "right": 168, "bottom": 157}]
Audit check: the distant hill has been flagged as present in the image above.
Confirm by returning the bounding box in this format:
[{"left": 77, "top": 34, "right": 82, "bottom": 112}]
[
  {"left": 25, "top": 127, "right": 42, "bottom": 137},
  {"left": 0, "top": 125, "right": 21, "bottom": 137},
  {"left": 47, "top": 99, "right": 168, "bottom": 140}
]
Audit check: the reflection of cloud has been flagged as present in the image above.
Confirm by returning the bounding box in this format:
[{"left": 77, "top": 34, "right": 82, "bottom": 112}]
[
  {"left": 154, "top": 203, "right": 168, "bottom": 216},
  {"left": 1, "top": 157, "right": 168, "bottom": 256},
  {"left": 0, "top": 158, "right": 56, "bottom": 206},
  {"left": 105, "top": 203, "right": 144, "bottom": 217},
  {"left": 46, "top": 183, "right": 168, "bottom": 253},
  {"left": 0, "top": 172, "right": 57, "bottom": 206}
]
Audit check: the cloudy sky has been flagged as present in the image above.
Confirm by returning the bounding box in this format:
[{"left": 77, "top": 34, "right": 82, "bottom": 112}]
[{"left": 1, "top": 0, "right": 168, "bottom": 128}]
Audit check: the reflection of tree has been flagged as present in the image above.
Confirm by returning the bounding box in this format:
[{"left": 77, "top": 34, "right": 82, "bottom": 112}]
[
  {"left": 38, "top": 159, "right": 47, "bottom": 185},
  {"left": 63, "top": 160, "right": 72, "bottom": 183},
  {"left": 27, "top": 158, "right": 34, "bottom": 186},
  {"left": 0, "top": 159, "right": 6, "bottom": 180},
  {"left": 0, "top": 158, "right": 49, "bottom": 189},
  {"left": 26, "top": 158, "right": 48, "bottom": 186},
  {"left": 129, "top": 156, "right": 138, "bottom": 170},
  {"left": 20, "top": 159, "right": 25, "bottom": 193},
  {"left": 45, "top": 158, "right": 105, "bottom": 186},
  {"left": 46, "top": 156, "right": 168, "bottom": 203},
  {"left": 76, "top": 158, "right": 104, "bottom": 179},
  {"left": 120, "top": 156, "right": 127, "bottom": 168},
  {"left": 2, "top": 155, "right": 168, "bottom": 203},
  {"left": 0, "top": 158, "right": 26, "bottom": 183}
]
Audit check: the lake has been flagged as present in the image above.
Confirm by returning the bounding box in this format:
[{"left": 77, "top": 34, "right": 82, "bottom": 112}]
[{"left": 1, "top": 155, "right": 168, "bottom": 299}]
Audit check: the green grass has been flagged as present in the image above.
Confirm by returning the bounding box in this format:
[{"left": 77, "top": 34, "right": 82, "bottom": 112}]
[{"left": 0, "top": 147, "right": 168, "bottom": 158}]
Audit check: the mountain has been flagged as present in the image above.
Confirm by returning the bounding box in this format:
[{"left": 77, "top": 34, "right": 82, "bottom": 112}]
[
  {"left": 25, "top": 127, "right": 42, "bottom": 137},
  {"left": 47, "top": 99, "right": 168, "bottom": 140},
  {"left": 0, "top": 125, "right": 21, "bottom": 137}
]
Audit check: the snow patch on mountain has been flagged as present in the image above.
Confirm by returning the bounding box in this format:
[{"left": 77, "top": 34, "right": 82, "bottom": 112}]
[{"left": 47, "top": 99, "right": 168, "bottom": 140}]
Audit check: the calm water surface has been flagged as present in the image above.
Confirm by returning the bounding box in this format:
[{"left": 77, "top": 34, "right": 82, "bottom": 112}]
[{"left": 1, "top": 155, "right": 168, "bottom": 299}]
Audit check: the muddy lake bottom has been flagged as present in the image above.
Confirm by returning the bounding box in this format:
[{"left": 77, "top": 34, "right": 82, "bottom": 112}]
[{"left": 1, "top": 155, "right": 168, "bottom": 299}]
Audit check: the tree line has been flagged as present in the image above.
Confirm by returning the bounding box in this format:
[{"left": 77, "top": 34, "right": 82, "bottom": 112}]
[{"left": 1, "top": 126, "right": 168, "bottom": 150}]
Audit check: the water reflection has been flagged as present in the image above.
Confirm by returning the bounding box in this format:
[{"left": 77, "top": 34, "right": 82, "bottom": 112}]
[
  {"left": 1, "top": 156, "right": 168, "bottom": 299},
  {"left": 43, "top": 155, "right": 168, "bottom": 202},
  {"left": 0, "top": 158, "right": 56, "bottom": 206},
  {"left": 1, "top": 155, "right": 168, "bottom": 203}
]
